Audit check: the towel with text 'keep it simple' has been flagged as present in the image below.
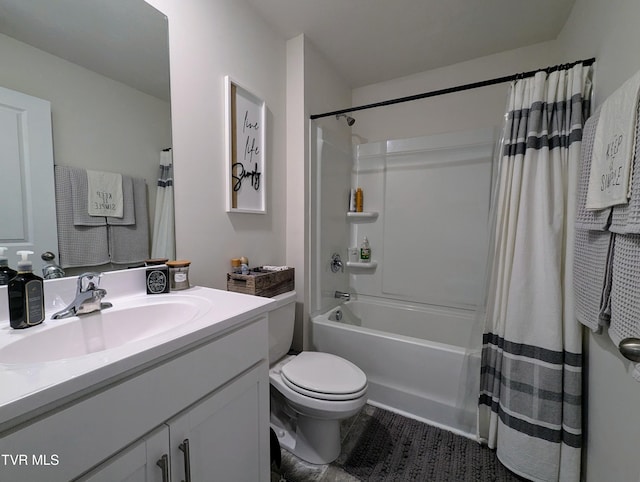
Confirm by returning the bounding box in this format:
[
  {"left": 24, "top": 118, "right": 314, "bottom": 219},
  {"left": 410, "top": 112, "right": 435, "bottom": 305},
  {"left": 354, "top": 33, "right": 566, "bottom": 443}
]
[
  {"left": 70, "top": 168, "right": 135, "bottom": 226},
  {"left": 586, "top": 70, "right": 640, "bottom": 212}
]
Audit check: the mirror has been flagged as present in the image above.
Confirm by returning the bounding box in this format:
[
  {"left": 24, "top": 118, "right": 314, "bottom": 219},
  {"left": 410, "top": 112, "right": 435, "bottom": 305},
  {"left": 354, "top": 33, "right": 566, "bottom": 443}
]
[{"left": 0, "top": 0, "right": 172, "bottom": 276}]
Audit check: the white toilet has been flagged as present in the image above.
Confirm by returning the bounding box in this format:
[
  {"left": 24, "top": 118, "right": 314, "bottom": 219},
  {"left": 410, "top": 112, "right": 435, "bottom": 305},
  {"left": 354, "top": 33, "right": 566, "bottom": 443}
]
[{"left": 268, "top": 291, "right": 368, "bottom": 464}]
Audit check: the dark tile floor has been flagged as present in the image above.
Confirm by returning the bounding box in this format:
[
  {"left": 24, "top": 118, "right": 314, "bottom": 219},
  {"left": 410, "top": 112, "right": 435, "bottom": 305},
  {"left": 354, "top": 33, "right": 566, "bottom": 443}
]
[{"left": 270, "top": 404, "right": 525, "bottom": 482}]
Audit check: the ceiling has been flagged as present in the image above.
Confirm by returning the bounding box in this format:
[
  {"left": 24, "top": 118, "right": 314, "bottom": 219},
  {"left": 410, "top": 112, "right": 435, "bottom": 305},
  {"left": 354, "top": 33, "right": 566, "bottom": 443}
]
[
  {"left": 0, "top": 0, "right": 578, "bottom": 100},
  {"left": 246, "top": 0, "right": 578, "bottom": 88},
  {"left": 0, "top": 0, "right": 170, "bottom": 100}
]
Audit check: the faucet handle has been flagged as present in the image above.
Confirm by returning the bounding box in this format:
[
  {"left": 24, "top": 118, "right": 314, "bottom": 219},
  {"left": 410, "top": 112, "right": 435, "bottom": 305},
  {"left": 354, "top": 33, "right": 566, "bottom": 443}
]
[
  {"left": 330, "top": 253, "right": 344, "bottom": 273},
  {"left": 77, "top": 272, "right": 103, "bottom": 293}
]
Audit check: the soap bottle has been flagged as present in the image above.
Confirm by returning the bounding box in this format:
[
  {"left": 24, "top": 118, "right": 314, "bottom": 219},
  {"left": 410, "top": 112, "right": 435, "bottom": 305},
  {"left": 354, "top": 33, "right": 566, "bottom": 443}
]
[
  {"left": 0, "top": 247, "right": 17, "bottom": 286},
  {"left": 8, "top": 250, "right": 45, "bottom": 329},
  {"left": 360, "top": 236, "right": 371, "bottom": 262}
]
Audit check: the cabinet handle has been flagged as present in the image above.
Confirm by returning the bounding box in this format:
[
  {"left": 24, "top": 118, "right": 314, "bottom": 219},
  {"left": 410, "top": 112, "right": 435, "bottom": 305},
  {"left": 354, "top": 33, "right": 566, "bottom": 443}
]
[
  {"left": 156, "top": 454, "right": 170, "bottom": 482},
  {"left": 179, "top": 438, "right": 192, "bottom": 482}
]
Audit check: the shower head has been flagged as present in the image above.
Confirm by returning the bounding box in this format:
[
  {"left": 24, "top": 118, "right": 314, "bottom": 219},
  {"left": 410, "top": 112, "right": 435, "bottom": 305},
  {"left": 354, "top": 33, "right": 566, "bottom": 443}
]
[{"left": 336, "top": 113, "right": 355, "bottom": 126}]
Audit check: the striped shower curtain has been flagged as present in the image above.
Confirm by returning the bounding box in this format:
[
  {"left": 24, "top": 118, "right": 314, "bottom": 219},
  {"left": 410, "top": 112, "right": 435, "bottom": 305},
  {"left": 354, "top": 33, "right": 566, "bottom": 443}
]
[
  {"left": 151, "top": 149, "right": 175, "bottom": 260},
  {"left": 478, "top": 63, "right": 592, "bottom": 482}
]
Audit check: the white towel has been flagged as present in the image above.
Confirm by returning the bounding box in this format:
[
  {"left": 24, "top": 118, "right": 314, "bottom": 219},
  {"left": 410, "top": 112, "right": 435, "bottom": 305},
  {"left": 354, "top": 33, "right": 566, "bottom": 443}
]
[
  {"left": 87, "top": 169, "right": 124, "bottom": 218},
  {"left": 586, "top": 70, "right": 640, "bottom": 210}
]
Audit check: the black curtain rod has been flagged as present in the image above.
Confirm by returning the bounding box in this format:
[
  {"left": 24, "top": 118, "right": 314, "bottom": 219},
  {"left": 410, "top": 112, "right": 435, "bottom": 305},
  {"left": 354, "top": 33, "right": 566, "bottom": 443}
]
[{"left": 310, "top": 57, "right": 596, "bottom": 120}]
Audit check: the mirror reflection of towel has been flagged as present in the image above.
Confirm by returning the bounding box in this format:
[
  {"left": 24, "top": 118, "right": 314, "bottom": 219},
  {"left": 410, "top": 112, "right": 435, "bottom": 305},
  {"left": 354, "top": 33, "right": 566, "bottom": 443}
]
[
  {"left": 54, "top": 166, "right": 110, "bottom": 268},
  {"left": 109, "top": 178, "right": 149, "bottom": 264},
  {"left": 87, "top": 169, "right": 124, "bottom": 218}
]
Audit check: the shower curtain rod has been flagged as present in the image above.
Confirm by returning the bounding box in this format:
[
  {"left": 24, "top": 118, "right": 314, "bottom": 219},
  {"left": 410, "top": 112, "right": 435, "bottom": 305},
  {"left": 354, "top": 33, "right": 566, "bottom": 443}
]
[{"left": 310, "top": 57, "right": 596, "bottom": 120}]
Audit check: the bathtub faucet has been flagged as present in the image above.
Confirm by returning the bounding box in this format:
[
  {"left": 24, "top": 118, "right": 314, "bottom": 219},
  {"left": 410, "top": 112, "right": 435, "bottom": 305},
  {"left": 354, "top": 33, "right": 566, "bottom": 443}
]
[{"left": 334, "top": 290, "right": 351, "bottom": 301}]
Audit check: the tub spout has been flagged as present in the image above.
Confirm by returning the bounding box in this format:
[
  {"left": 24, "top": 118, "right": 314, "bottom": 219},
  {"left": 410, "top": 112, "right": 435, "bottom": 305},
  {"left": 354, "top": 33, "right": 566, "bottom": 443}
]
[{"left": 334, "top": 291, "right": 350, "bottom": 301}]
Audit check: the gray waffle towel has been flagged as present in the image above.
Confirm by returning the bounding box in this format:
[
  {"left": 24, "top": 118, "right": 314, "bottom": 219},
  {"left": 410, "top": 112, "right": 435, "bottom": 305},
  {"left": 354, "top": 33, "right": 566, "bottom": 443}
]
[
  {"left": 574, "top": 109, "right": 614, "bottom": 331},
  {"left": 609, "top": 234, "right": 640, "bottom": 345},
  {"left": 55, "top": 166, "right": 110, "bottom": 268},
  {"left": 576, "top": 107, "right": 611, "bottom": 230},
  {"left": 574, "top": 229, "right": 613, "bottom": 332},
  {"left": 109, "top": 177, "right": 149, "bottom": 264}
]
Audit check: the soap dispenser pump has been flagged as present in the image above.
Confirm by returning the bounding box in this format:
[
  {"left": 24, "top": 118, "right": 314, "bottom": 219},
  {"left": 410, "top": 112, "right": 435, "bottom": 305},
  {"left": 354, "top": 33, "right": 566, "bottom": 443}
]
[
  {"left": 0, "top": 247, "right": 17, "bottom": 285},
  {"left": 8, "top": 250, "right": 45, "bottom": 329}
]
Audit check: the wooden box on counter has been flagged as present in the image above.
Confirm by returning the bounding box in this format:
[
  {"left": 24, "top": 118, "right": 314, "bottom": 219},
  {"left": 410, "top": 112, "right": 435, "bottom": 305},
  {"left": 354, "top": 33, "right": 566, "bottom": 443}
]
[{"left": 226, "top": 267, "right": 295, "bottom": 298}]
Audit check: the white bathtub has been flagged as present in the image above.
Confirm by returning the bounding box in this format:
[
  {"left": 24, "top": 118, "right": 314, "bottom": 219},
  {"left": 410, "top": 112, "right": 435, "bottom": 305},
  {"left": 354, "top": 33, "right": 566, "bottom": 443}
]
[{"left": 311, "top": 297, "right": 480, "bottom": 438}]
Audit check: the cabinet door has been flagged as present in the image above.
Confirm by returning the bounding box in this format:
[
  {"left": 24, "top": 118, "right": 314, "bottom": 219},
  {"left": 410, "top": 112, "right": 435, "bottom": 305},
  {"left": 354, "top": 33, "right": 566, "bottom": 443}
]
[
  {"left": 77, "top": 426, "right": 170, "bottom": 482},
  {"left": 169, "top": 362, "right": 270, "bottom": 482}
]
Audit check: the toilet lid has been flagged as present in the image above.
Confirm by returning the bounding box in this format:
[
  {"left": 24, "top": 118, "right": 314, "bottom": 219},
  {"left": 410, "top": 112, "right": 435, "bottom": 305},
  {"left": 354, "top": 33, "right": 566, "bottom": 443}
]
[{"left": 280, "top": 352, "right": 367, "bottom": 401}]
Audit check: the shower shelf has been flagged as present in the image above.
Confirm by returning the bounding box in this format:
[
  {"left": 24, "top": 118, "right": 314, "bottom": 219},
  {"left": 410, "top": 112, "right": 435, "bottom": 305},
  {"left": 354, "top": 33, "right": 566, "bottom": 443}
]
[
  {"left": 346, "top": 261, "right": 377, "bottom": 269},
  {"left": 346, "top": 211, "right": 378, "bottom": 220}
]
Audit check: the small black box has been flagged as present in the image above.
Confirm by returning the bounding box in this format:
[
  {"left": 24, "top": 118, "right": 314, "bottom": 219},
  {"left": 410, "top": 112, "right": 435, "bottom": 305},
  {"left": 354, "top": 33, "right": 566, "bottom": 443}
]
[{"left": 146, "top": 266, "right": 170, "bottom": 294}]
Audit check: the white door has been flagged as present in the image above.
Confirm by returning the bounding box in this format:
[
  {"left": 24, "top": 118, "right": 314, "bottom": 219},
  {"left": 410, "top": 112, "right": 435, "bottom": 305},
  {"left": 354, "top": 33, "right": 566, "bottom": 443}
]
[{"left": 0, "top": 85, "right": 57, "bottom": 276}]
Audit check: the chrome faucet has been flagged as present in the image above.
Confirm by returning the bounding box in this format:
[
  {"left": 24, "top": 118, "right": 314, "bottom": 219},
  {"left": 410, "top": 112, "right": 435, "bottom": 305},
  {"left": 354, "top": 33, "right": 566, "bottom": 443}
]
[
  {"left": 52, "top": 273, "right": 113, "bottom": 319},
  {"left": 334, "top": 290, "right": 351, "bottom": 301},
  {"left": 41, "top": 251, "right": 65, "bottom": 279}
]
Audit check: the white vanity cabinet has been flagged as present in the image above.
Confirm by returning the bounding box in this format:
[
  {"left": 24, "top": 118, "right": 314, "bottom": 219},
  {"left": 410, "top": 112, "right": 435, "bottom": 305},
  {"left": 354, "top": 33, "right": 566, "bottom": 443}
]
[
  {"left": 167, "top": 365, "right": 266, "bottom": 482},
  {"left": 0, "top": 315, "right": 270, "bottom": 482},
  {"left": 80, "top": 426, "right": 171, "bottom": 482}
]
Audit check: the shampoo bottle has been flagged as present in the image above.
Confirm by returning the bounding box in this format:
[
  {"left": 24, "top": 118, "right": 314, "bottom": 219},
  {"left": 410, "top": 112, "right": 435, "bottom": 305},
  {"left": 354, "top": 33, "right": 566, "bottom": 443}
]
[
  {"left": 8, "top": 250, "right": 45, "bottom": 329},
  {"left": 0, "top": 247, "right": 17, "bottom": 286},
  {"left": 355, "top": 188, "right": 364, "bottom": 212}
]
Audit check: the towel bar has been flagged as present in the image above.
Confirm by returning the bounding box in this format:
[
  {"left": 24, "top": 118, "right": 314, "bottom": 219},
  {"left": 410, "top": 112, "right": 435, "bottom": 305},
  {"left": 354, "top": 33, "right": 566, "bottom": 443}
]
[{"left": 619, "top": 338, "right": 640, "bottom": 362}]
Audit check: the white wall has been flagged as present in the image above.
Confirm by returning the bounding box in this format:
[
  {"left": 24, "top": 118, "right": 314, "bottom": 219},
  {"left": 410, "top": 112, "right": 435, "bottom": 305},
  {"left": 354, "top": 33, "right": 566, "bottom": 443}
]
[
  {"left": 146, "top": 0, "right": 287, "bottom": 290},
  {"left": 287, "top": 34, "right": 352, "bottom": 349},
  {"left": 556, "top": 1, "right": 640, "bottom": 480},
  {"left": 0, "top": 32, "right": 172, "bottom": 237},
  {"left": 351, "top": 41, "right": 562, "bottom": 144}
]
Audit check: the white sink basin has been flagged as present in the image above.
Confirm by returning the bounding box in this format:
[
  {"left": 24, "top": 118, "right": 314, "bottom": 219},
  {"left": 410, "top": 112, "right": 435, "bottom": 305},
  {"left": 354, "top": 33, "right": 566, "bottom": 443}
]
[{"left": 0, "top": 294, "right": 212, "bottom": 364}]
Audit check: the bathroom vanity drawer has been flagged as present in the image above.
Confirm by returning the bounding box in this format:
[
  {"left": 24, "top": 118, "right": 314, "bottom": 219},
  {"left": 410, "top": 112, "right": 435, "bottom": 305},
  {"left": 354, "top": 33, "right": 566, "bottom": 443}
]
[{"left": 0, "top": 316, "right": 268, "bottom": 481}]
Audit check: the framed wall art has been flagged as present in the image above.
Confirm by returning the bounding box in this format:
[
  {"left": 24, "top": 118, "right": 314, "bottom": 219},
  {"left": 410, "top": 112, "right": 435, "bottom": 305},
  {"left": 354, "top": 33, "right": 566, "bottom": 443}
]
[{"left": 224, "top": 76, "right": 266, "bottom": 213}]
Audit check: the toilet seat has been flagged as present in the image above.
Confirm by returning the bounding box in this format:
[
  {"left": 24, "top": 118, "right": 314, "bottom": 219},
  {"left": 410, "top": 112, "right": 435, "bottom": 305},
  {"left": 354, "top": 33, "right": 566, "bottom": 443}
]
[{"left": 280, "top": 352, "right": 367, "bottom": 401}]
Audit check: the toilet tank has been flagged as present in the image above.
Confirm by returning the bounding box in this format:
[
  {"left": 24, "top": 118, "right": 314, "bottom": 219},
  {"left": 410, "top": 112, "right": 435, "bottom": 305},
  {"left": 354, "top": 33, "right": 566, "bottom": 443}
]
[{"left": 268, "top": 291, "right": 297, "bottom": 364}]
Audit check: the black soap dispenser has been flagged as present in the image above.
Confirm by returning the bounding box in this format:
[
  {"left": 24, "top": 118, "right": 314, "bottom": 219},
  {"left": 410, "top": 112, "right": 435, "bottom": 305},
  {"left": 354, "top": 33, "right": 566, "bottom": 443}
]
[
  {"left": 0, "top": 247, "right": 17, "bottom": 286},
  {"left": 8, "top": 250, "right": 45, "bottom": 329}
]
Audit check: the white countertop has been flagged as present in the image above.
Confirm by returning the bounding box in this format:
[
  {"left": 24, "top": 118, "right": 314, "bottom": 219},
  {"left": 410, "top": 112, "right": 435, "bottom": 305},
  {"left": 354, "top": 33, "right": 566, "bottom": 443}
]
[{"left": 0, "top": 268, "right": 275, "bottom": 433}]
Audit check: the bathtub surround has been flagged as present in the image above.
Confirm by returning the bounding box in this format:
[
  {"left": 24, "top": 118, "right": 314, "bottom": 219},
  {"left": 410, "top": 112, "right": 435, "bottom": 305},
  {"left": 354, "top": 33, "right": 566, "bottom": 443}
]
[
  {"left": 478, "top": 63, "right": 593, "bottom": 482},
  {"left": 352, "top": 128, "right": 495, "bottom": 309}
]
